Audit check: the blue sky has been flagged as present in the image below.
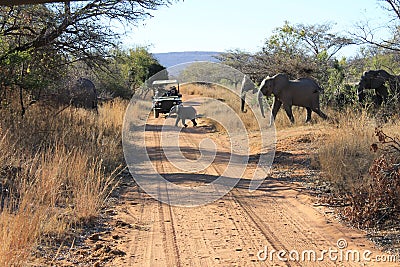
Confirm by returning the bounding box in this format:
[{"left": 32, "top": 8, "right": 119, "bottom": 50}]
[{"left": 120, "top": 0, "right": 391, "bottom": 58}]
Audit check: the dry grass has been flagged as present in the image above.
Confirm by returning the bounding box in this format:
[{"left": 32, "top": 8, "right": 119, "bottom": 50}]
[
  {"left": 0, "top": 201, "right": 43, "bottom": 267},
  {"left": 318, "top": 111, "right": 400, "bottom": 229},
  {"left": 272, "top": 106, "right": 328, "bottom": 129},
  {"left": 316, "top": 109, "right": 379, "bottom": 192},
  {"left": 0, "top": 97, "right": 128, "bottom": 266},
  {"left": 315, "top": 107, "right": 400, "bottom": 228}
]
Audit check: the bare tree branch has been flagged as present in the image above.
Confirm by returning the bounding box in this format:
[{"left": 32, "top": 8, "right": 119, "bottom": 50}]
[{"left": 353, "top": 0, "right": 400, "bottom": 53}]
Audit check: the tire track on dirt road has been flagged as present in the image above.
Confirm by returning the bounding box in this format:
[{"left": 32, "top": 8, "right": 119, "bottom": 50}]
[
  {"left": 108, "top": 117, "right": 399, "bottom": 267},
  {"left": 177, "top": 127, "right": 344, "bottom": 266},
  {"left": 175, "top": 124, "right": 286, "bottom": 266},
  {"left": 148, "top": 123, "right": 281, "bottom": 266},
  {"left": 175, "top": 131, "right": 294, "bottom": 266},
  {"left": 153, "top": 124, "right": 182, "bottom": 267}
]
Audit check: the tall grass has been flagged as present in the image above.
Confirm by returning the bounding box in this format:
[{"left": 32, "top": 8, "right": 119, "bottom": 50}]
[
  {"left": 0, "top": 97, "right": 127, "bottom": 266},
  {"left": 0, "top": 201, "right": 42, "bottom": 267},
  {"left": 317, "top": 109, "right": 378, "bottom": 192},
  {"left": 316, "top": 107, "right": 400, "bottom": 227}
]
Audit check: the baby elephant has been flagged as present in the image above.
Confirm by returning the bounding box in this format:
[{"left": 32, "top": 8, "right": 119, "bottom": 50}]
[{"left": 169, "top": 104, "right": 197, "bottom": 127}]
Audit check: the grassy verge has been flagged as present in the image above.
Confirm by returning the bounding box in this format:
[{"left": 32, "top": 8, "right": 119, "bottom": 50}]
[
  {"left": 316, "top": 108, "right": 400, "bottom": 229},
  {"left": 317, "top": 109, "right": 377, "bottom": 192},
  {"left": 0, "top": 98, "right": 128, "bottom": 266}
]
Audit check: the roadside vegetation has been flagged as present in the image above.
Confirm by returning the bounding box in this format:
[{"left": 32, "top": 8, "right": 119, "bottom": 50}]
[
  {"left": 0, "top": 96, "right": 128, "bottom": 266},
  {"left": 316, "top": 108, "right": 400, "bottom": 229}
]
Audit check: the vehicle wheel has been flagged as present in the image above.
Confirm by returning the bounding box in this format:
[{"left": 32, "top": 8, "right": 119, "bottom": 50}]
[{"left": 154, "top": 110, "right": 159, "bottom": 118}]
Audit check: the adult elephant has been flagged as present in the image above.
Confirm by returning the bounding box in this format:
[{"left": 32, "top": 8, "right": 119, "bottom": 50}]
[
  {"left": 357, "top": 69, "right": 400, "bottom": 106},
  {"left": 258, "top": 73, "right": 328, "bottom": 125},
  {"left": 69, "top": 77, "right": 98, "bottom": 110},
  {"left": 240, "top": 75, "right": 257, "bottom": 113},
  {"left": 37, "top": 77, "right": 98, "bottom": 111}
]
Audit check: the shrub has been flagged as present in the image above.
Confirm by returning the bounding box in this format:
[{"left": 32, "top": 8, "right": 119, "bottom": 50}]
[
  {"left": 318, "top": 118, "right": 400, "bottom": 229},
  {"left": 342, "top": 128, "right": 400, "bottom": 228}
]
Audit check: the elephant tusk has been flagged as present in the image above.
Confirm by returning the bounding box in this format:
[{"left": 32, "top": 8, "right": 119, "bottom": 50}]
[
  {"left": 241, "top": 98, "right": 247, "bottom": 113},
  {"left": 240, "top": 89, "right": 247, "bottom": 113}
]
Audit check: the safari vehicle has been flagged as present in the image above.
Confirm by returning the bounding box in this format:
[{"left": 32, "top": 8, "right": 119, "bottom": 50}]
[{"left": 151, "top": 80, "right": 182, "bottom": 118}]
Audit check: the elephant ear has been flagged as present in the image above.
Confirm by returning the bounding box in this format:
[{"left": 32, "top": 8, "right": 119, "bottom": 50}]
[
  {"left": 272, "top": 73, "right": 288, "bottom": 95},
  {"left": 259, "top": 79, "right": 266, "bottom": 94}
]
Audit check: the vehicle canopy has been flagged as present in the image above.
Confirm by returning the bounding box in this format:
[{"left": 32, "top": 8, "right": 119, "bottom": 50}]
[{"left": 152, "top": 80, "right": 180, "bottom": 97}]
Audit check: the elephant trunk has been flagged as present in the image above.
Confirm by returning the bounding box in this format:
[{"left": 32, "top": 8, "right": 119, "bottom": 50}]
[
  {"left": 258, "top": 90, "right": 265, "bottom": 118},
  {"left": 357, "top": 82, "right": 366, "bottom": 103}
]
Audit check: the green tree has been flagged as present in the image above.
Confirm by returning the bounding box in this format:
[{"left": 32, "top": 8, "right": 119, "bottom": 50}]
[
  {"left": 128, "top": 47, "right": 165, "bottom": 90},
  {"left": 292, "top": 23, "right": 354, "bottom": 60},
  {"left": 98, "top": 47, "right": 165, "bottom": 99},
  {"left": 0, "top": 1, "right": 179, "bottom": 113},
  {"left": 260, "top": 21, "right": 353, "bottom": 80},
  {"left": 219, "top": 22, "right": 353, "bottom": 86}
]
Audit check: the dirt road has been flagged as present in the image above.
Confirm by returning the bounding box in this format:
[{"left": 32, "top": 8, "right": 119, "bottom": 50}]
[{"left": 66, "top": 110, "right": 395, "bottom": 267}]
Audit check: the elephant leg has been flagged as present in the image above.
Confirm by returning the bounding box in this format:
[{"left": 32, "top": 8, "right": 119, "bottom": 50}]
[
  {"left": 311, "top": 108, "right": 328, "bottom": 120},
  {"left": 175, "top": 117, "right": 180, "bottom": 127},
  {"left": 182, "top": 118, "right": 187, "bottom": 127},
  {"left": 373, "top": 94, "right": 383, "bottom": 106},
  {"left": 375, "top": 85, "right": 387, "bottom": 105},
  {"left": 191, "top": 119, "right": 197, "bottom": 127},
  {"left": 283, "top": 104, "right": 295, "bottom": 124},
  {"left": 270, "top": 99, "right": 282, "bottom": 126},
  {"left": 358, "top": 91, "right": 366, "bottom": 104},
  {"left": 241, "top": 92, "right": 247, "bottom": 113},
  {"left": 305, "top": 107, "right": 312, "bottom": 123}
]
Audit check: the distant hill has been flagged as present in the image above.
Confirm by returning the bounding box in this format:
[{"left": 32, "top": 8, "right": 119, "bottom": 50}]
[{"left": 153, "top": 51, "right": 221, "bottom": 68}]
